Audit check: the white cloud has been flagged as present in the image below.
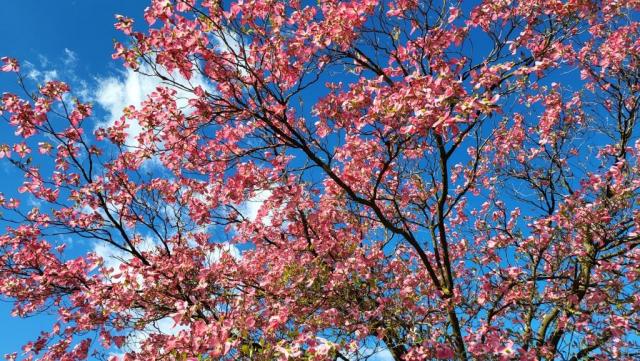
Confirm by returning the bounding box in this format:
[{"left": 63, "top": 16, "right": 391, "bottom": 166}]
[
  {"left": 94, "top": 71, "right": 147, "bottom": 147},
  {"left": 369, "top": 349, "right": 395, "bottom": 361},
  {"left": 92, "top": 242, "right": 125, "bottom": 273},
  {"left": 234, "top": 187, "right": 296, "bottom": 231},
  {"left": 205, "top": 242, "right": 241, "bottom": 266},
  {"left": 107, "top": 315, "right": 188, "bottom": 359},
  {"left": 93, "top": 236, "right": 157, "bottom": 275},
  {"left": 215, "top": 29, "right": 242, "bottom": 54},
  {"left": 128, "top": 316, "right": 187, "bottom": 352},
  {"left": 213, "top": 29, "right": 250, "bottom": 77},
  {"left": 94, "top": 63, "right": 210, "bottom": 147},
  {"left": 237, "top": 189, "right": 273, "bottom": 222},
  {"left": 351, "top": 340, "right": 395, "bottom": 361}
]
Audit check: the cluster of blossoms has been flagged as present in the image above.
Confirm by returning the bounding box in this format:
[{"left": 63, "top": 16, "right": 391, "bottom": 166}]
[{"left": 0, "top": 0, "right": 639, "bottom": 360}]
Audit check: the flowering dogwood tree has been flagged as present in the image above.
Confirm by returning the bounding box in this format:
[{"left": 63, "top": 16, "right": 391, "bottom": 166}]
[{"left": 1, "top": 0, "right": 639, "bottom": 360}]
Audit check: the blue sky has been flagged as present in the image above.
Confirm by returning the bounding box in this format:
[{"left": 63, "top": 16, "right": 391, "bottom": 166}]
[
  {"left": 0, "top": 1, "right": 145, "bottom": 76},
  {"left": 0, "top": 1, "right": 149, "bottom": 356},
  {"left": 0, "top": 1, "right": 633, "bottom": 360}
]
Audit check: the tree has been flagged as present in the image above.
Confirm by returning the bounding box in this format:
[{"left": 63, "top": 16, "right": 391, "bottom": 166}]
[{"left": 1, "top": 0, "right": 639, "bottom": 359}]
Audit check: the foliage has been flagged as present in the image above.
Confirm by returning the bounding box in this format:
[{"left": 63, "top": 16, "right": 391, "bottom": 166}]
[{"left": 1, "top": 0, "right": 640, "bottom": 360}]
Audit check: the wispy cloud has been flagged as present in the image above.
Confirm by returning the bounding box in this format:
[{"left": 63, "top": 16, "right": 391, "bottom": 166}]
[
  {"left": 62, "top": 48, "right": 77, "bottom": 67},
  {"left": 24, "top": 62, "right": 59, "bottom": 83},
  {"left": 22, "top": 49, "right": 90, "bottom": 99}
]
